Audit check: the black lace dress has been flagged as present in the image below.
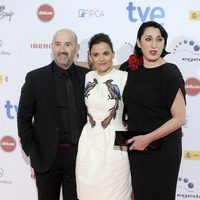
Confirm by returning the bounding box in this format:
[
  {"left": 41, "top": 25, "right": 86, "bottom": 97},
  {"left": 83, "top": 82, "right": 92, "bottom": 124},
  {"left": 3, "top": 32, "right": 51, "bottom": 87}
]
[{"left": 120, "top": 62, "right": 186, "bottom": 200}]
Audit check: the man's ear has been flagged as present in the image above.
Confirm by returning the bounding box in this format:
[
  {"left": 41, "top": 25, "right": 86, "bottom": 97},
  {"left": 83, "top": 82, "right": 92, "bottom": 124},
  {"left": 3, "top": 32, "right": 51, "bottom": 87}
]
[{"left": 76, "top": 44, "right": 80, "bottom": 52}]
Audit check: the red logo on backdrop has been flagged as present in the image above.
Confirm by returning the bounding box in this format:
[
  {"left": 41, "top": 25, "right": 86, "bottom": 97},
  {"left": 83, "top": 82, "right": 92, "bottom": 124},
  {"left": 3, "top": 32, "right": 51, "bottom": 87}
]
[
  {"left": 30, "top": 43, "right": 51, "bottom": 49},
  {"left": 0, "top": 136, "right": 16, "bottom": 152},
  {"left": 37, "top": 4, "right": 54, "bottom": 22},
  {"left": 185, "top": 78, "right": 200, "bottom": 96}
]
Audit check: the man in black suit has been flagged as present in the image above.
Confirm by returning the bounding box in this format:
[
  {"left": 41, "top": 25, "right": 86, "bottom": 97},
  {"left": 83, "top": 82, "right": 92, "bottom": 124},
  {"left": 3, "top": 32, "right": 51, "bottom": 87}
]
[{"left": 17, "top": 28, "right": 89, "bottom": 200}]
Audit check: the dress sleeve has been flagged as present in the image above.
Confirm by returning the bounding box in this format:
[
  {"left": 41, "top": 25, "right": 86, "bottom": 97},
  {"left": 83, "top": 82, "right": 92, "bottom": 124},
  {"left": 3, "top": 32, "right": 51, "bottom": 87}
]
[
  {"left": 85, "top": 71, "right": 91, "bottom": 86},
  {"left": 162, "top": 64, "right": 186, "bottom": 110},
  {"left": 121, "top": 71, "right": 128, "bottom": 89},
  {"left": 119, "top": 61, "right": 129, "bottom": 71}
]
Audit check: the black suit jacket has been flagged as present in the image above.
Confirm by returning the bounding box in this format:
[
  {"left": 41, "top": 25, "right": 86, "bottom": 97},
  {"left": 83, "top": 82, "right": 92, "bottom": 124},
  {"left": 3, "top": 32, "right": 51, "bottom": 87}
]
[{"left": 17, "top": 62, "right": 89, "bottom": 173}]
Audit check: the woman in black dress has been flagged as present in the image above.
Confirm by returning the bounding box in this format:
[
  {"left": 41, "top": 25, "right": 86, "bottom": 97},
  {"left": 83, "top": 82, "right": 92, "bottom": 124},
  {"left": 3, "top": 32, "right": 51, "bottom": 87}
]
[{"left": 120, "top": 21, "right": 186, "bottom": 200}]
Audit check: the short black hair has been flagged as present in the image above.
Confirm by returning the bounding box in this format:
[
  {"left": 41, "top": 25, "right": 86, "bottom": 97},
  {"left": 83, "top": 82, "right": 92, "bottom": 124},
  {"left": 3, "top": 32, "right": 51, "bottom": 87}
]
[
  {"left": 88, "top": 33, "right": 114, "bottom": 53},
  {"left": 134, "top": 21, "right": 169, "bottom": 58}
]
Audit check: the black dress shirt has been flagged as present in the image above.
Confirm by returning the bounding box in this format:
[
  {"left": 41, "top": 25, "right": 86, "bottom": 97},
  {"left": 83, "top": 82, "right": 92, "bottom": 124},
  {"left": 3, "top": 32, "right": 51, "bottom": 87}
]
[{"left": 53, "top": 62, "right": 77, "bottom": 144}]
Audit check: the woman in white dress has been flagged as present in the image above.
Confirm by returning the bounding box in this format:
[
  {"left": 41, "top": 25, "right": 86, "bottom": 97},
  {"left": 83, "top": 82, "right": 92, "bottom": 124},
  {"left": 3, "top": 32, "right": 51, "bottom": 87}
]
[{"left": 76, "top": 33, "right": 132, "bottom": 200}]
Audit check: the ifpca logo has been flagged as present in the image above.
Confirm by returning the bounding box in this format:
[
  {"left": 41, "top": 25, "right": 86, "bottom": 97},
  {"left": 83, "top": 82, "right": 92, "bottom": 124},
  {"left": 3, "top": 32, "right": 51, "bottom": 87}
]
[{"left": 78, "top": 9, "right": 104, "bottom": 18}]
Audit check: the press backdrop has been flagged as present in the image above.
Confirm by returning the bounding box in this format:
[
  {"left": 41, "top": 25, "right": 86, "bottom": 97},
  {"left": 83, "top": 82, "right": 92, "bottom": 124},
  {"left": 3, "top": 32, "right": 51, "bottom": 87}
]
[{"left": 0, "top": 1, "right": 200, "bottom": 199}]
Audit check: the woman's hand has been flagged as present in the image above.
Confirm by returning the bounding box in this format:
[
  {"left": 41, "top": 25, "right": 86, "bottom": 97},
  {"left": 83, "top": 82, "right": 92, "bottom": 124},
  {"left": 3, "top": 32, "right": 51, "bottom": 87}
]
[{"left": 127, "top": 135, "right": 150, "bottom": 151}]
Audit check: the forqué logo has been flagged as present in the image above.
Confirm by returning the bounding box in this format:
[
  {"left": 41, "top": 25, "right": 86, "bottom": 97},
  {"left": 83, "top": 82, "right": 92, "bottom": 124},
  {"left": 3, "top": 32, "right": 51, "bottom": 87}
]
[
  {"left": 185, "top": 78, "right": 200, "bottom": 96},
  {"left": 0, "top": 136, "right": 16, "bottom": 152},
  {"left": 37, "top": 4, "right": 54, "bottom": 22}
]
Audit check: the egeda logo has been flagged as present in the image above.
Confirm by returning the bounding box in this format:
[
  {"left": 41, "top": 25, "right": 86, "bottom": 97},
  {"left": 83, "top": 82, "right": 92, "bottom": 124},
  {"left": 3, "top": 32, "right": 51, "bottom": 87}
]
[
  {"left": 170, "top": 37, "right": 200, "bottom": 55},
  {"left": 126, "top": 2, "right": 165, "bottom": 24},
  {"left": 176, "top": 177, "right": 200, "bottom": 199},
  {"left": 178, "top": 177, "right": 194, "bottom": 189}
]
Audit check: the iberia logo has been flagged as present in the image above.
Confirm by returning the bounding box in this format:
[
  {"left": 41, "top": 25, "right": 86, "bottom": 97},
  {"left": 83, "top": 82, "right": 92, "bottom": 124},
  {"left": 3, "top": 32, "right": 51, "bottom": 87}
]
[
  {"left": 37, "top": 4, "right": 54, "bottom": 22},
  {"left": 185, "top": 78, "right": 200, "bottom": 96},
  {"left": 0, "top": 136, "right": 16, "bottom": 152}
]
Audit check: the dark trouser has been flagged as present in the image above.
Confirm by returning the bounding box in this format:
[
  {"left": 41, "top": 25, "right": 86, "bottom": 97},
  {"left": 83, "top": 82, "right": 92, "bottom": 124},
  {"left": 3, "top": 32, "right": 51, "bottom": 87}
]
[{"left": 35, "top": 145, "right": 78, "bottom": 200}]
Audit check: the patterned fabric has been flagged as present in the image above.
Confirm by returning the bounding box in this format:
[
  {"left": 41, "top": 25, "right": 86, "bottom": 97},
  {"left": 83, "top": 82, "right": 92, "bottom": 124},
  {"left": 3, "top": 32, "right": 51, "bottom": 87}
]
[
  {"left": 84, "top": 78, "right": 121, "bottom": 129},
  {"left": 76, "top": 68, "right": 132, "bottom": 200}
]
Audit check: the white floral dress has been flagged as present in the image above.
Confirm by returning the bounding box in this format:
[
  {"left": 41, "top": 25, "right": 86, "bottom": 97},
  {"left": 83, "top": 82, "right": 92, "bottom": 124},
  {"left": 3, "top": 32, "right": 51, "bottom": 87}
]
[{"left": 76, "top": 68, "right": 132, "bottom": 200}]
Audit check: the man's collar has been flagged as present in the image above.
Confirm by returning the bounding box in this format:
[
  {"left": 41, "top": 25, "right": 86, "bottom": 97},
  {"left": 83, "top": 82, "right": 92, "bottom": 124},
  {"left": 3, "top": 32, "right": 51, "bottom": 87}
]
[{"left": 53, "top": 61, "right": 75, "bottom": 77}]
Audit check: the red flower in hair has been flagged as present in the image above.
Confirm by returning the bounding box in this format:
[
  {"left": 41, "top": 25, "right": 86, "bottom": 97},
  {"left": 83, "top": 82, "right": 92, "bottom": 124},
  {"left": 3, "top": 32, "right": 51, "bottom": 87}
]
[{"left": 128, "top": 54, "right": 142, "bottom": 71}]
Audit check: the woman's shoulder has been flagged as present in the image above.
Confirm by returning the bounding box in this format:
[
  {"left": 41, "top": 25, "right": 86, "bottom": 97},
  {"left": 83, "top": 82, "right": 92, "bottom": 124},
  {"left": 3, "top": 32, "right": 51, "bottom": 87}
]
[
  {"left": 86, "top": 68, "right": 127, "bottom": 81},
  {"left": 111, "top": 69, "right": 128, "bottom": 86},
  {"left": 85, "top": 70, "right": 97, "bottom": 81},
  {"left": 161, "top": 63, "right": 184, "bottom": 83},
  {"left": 86, "top": 69, "right": 96, "bottom": 76},
  {"left": 113, "top": 68, "right": 127, "bottom": 74},
  {"left": 119, "top": 60, "right": 129, "bottom": 71},
  {"left": 162, "top": 62, "right": 179, "bottom": 71},
  {"left": 112, "top": 68, "right": 128, "bottom": 79},
  {"left": 162, "top": 62, "right": 182, "bottom": 76}
]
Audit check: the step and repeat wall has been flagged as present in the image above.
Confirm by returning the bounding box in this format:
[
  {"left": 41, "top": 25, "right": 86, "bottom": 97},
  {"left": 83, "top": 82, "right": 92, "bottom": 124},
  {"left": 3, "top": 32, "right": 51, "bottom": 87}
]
[{"left": 0, "top": 0, "right": 200, "bottom": 199}]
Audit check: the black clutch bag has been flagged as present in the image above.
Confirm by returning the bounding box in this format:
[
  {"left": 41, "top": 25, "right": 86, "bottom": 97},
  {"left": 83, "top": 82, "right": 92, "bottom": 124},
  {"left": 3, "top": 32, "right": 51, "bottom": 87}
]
[{"left": 115, "top": 130, "right": 162, "bottom": 150}]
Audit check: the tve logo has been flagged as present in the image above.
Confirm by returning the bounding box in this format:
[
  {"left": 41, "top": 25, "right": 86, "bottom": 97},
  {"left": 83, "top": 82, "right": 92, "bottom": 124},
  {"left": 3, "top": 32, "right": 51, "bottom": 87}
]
[
  {"left": 126, "top": 2, "right": 165, "bottom": 24},
  {"left": 4, "top": 100, "right": 18, "bottom": 119}
]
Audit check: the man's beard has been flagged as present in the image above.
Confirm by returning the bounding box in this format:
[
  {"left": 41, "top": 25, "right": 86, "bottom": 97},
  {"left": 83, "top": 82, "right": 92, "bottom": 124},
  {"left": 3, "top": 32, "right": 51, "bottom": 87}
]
[{"left": 58, "top": 53, "right": 69, "bottom": 65}]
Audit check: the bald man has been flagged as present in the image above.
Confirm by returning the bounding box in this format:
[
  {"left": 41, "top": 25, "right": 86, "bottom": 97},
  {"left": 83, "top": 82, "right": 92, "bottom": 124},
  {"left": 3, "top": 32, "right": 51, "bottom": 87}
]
[{"left": 17, "top": 29, "right": 90, "bottom": 200}]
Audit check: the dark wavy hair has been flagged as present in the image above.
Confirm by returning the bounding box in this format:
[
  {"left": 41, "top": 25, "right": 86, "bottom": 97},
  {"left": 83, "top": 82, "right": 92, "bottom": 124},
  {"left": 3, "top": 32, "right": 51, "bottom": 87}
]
[
  {"left": 134, "top": 21, "right": 169, "bottom": 58},
  {"left": 88, "top": 33, "right": 114, "bottom": 53}
]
